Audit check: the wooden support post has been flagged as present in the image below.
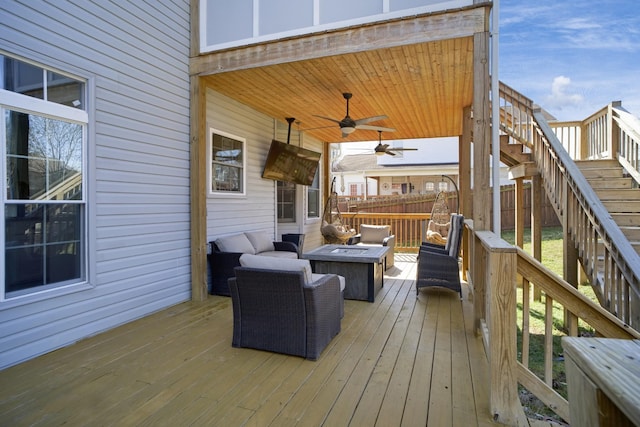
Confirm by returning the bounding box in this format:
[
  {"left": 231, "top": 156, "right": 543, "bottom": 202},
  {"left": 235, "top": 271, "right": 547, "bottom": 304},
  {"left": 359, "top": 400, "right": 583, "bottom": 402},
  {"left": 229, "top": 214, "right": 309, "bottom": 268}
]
[
  {"left": 472, "top": 31, "right": 491, "bottom": 232},
  {"left": 473, "top": 232, "right": 487, "bottom": 334},
  {"left": 189, "top": 0, "right": 208, "bottom": 302},
  {"left": 471, "top": 29, "right": 490, "bottom": 330},
  {"left": 478, "top": 231, "right": 520, "bottom": 425},
  {"left": 460, "top": 107, "right": 473, "bottom": 281},
  {"left": 189, "top": 76, "right": 208, "bottom": 302},
  {"left": 515, "top": 178, "right": 524, "bottom": 249}
]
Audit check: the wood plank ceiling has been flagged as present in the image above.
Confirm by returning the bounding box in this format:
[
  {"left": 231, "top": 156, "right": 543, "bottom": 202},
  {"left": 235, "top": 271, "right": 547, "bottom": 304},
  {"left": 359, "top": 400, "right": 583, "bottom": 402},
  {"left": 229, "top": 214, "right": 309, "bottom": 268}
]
[
  {"left": 204, "top": 37, "right": 474, "bottom": 144},
  {"left": 194, "top": 5, "right": 489, "bottom": 145}
]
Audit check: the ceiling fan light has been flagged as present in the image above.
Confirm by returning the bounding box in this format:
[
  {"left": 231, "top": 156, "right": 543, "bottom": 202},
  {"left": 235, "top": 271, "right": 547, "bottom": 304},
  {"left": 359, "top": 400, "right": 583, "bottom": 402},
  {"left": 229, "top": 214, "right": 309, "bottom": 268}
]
[
  {"left": 341, "top": 126, "right": 356, "bottom": 134},
  {"left": 375, "top": 150, "right": 385, "bottom": 156}
]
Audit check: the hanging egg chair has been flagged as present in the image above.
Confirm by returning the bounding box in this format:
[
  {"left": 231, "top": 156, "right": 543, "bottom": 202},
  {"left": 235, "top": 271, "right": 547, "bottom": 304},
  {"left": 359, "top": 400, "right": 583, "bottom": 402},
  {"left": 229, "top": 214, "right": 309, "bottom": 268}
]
[
  {"left": 321, "top": 178, "right": 356, "bottom": 244},
  {"left": 424, "top": 175, "right": 459, "bottom": 246}
]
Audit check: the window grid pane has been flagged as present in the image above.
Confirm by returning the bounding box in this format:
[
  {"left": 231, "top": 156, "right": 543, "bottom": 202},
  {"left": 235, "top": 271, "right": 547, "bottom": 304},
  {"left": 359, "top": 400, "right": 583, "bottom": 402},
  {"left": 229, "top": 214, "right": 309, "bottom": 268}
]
[
  {"left": 2, "top": 53, "right": 87, "bottom": 298},
  {"left": 211, "top": 132, "right": 244, "bottom": 193}
]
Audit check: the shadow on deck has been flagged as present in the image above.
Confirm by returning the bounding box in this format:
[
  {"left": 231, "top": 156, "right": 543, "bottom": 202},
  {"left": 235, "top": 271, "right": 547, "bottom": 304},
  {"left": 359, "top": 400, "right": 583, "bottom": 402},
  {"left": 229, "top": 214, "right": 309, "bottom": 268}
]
[{"left": 0, "top": 254, "right": 504, "bottom": 426}]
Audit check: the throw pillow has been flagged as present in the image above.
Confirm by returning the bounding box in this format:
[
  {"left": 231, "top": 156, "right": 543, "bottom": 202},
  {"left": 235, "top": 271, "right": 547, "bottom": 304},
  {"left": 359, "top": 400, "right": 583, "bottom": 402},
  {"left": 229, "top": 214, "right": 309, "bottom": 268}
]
[
  {"left": 244, "top": 230, "right": 275, "bottom": 253},
  {"left": 239, "top": 253, "right": 313, "bottom": 284},
  {"left": 215, "top": 233, "right": 256, "bottom": 254},
  {"left": 360, "top": 224, "right": 390, "bottom": 243}
]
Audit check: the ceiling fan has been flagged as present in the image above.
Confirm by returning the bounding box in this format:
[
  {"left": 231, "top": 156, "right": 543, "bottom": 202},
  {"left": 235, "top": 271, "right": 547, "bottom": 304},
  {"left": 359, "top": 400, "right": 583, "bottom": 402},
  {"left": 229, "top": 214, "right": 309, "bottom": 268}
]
[
  {"left": 314, "top": 92, "right": 395, "bottom": 137},
  {"left": 374, "top": 131, "right": 418, "bottom": 156}
]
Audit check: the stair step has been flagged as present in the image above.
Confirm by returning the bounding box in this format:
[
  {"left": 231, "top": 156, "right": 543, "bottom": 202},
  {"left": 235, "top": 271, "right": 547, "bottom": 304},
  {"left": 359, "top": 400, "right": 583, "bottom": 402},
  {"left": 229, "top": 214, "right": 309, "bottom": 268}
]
[
  {"left": 602, "top": 200, "right": 640, "bottom": 213},
  {"left": 587, "top": 177, "right": 633, "bottom": 189},
  {"left": 594, "top": 189, "right": 640, "bottom": 201},
  {"left": 582, "top": 168, "right": 624, "bottom": 179},
  {"left": 611, "top": 214, "right": 640, "bottom": 227},
  {"left": 575, "top": 159, "right": 621, "bottom": 169},
  {"left": 620, "top": 227, "right": 640, "bottom": 240}
]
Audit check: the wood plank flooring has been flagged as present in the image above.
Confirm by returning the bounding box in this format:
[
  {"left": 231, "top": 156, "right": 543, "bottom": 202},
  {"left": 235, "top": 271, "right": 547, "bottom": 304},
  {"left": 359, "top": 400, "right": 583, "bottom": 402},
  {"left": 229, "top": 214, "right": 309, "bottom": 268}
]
[{"left": 0, "top": 254, "right": 504, "bottom": 426}]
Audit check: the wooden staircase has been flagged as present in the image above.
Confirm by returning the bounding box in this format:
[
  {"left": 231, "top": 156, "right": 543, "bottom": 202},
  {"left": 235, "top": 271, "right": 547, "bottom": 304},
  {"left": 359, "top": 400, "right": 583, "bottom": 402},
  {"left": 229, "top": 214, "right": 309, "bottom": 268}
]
[{"left": 576, "top": 159, "right": 640, "bottom": 255}]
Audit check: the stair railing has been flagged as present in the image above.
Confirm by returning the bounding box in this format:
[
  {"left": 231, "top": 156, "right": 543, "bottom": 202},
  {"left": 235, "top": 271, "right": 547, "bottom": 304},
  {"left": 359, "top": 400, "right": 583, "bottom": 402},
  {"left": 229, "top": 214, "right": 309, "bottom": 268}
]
[
  {"left": 614, "top": 105, "right": 640, "bottom": 183},
  {"left": 498, "top": 82, "right": 640, "bottom": 330},
  {"left": 548, "top": 102, "right": 640, "bottom": 185}
]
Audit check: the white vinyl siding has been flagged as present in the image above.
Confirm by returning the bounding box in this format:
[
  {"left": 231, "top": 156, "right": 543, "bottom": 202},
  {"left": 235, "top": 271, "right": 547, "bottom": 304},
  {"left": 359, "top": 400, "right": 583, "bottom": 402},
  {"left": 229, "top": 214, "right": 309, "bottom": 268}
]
[
  {"left": 0, "top": 0, "right": 191, "bottom": 369},
  {"left": 206, "top": 90, "right": 325, "bottom": 248},
  {"left": 206, "top": 89, "right": 277, "bottom": 237}
]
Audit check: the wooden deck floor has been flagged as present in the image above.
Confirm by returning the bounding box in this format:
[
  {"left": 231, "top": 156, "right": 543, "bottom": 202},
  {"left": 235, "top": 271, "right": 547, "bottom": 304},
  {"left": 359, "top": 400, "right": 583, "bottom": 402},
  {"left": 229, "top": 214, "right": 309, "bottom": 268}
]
[{"left": 0, "top": 254, "right": 503, "bottom": 426}]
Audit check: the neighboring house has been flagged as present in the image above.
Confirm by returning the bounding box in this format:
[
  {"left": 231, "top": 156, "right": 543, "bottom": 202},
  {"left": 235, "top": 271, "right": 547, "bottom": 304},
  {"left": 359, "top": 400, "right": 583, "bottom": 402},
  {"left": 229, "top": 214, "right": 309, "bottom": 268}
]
[
  {"left": 331, "top": 137, "right": 460, "bottom": 197},
  {"left": 331, "top": 138, "right": 512, "bottom": 198}
]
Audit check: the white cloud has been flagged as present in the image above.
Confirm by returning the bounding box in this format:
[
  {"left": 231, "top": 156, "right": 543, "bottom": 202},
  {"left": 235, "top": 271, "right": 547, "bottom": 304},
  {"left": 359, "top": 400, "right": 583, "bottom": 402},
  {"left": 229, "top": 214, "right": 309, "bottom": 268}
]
[{"left": 544, "top": 76, "right": 584, "bottom": 111}]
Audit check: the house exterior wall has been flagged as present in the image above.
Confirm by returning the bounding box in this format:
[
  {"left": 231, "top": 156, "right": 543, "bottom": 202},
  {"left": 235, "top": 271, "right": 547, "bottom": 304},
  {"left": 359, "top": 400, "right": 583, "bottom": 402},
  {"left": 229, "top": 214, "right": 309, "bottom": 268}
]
[
  {"left": 0, "top": 0, "right": 191, "bottom": 369},
  {"left": 205, "top": 89, "right": 324, "bottom": 250}
]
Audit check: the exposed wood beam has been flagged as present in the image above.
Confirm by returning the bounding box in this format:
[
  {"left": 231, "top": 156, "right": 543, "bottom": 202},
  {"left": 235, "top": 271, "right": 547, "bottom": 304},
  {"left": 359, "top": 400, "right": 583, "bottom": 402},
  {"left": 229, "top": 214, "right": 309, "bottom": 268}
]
[
  {"left": 190, "top": 5, "right": 490, "bottom": 76},
  {"left": 508, "top": 162, "right": 538, "bottom": 180}
]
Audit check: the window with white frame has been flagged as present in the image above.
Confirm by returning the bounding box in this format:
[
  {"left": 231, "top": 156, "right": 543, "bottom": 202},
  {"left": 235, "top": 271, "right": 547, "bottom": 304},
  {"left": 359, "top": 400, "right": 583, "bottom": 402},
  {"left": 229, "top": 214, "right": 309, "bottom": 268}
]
[
  {"left": 277, "top": 180, "right": 296, "bottom": 222},
  {"left": 307, "top": 168, "right": 319, "bottom": 218},
  {"left": 209, "top": 129, "right": 245, "bottom": 195},
  {"left": 1, "top": 53, "right": 87, "bottom": 299}
]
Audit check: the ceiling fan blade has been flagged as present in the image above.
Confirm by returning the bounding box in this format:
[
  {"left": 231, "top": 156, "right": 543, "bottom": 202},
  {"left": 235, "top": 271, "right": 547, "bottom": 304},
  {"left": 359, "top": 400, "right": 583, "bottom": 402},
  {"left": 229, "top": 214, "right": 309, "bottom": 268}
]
[
  {"left": 387, "top": 147, "right": 418, "bottom": 152},
  {"left": 357, "top": 124, "right": 396, "bottom": 132},
  {"left": 385, "top": 150, "right": 397, "bottom": 156},
  {"left": 354, "top": 115, "right": 388, "bottom": 126},
  {"left": 313, "top": 115, "right": 342, "bottom": 124}
]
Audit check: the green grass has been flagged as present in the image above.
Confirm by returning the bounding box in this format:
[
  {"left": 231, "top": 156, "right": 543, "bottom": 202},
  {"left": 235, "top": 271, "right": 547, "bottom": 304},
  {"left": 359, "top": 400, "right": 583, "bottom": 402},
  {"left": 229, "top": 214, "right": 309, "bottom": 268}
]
[{"left": 501, "top": 227, "right": 596, "bottom": 421}]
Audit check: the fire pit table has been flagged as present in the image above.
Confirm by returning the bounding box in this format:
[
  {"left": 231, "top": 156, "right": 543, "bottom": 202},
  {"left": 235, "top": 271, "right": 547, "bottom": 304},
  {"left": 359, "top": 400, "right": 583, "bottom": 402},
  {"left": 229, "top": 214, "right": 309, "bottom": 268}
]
[{"left": 302, "top": 244, "right": 389, "bottom": 302}]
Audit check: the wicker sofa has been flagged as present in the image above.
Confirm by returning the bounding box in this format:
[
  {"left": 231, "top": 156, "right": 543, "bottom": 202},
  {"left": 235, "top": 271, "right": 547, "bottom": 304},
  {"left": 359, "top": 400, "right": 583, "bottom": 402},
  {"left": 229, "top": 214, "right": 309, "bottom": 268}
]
[
  {"left": 229, "top": 254, "right": 343, "bottom": 360},
  {"left": 209, "top": 231, "right": 299, "bottom": 296}
]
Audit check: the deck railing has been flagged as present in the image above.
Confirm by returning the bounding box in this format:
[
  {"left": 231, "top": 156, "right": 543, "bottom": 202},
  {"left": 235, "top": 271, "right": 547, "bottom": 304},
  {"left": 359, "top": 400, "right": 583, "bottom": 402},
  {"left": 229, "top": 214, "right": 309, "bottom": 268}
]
[{"left": 467, "top": 223, "right": 640, "bottom": 425}]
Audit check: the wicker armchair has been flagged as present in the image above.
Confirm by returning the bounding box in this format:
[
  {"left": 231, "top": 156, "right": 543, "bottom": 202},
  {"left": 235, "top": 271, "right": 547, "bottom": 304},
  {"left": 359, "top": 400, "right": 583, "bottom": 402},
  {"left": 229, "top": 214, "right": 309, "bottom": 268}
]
[
  {"left": 229, "top": 265, "right": 342, "bottom": 361},
  {"left": 416, "top": 214, "right": 464, "bottom": 298}
]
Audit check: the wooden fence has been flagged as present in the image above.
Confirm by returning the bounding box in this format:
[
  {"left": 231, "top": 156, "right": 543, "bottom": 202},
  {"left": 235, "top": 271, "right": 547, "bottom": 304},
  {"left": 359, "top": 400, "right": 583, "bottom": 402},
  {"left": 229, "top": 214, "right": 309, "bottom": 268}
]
[{"left": 338, "top": 184, "right": 560, "bottom": 232}]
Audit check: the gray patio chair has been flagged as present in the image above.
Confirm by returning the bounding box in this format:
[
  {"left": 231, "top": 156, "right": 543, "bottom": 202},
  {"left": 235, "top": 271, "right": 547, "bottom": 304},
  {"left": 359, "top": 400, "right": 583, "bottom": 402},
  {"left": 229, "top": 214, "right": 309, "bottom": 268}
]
[
  {"left": 229, "top": 266, "right": 342, "bottom": 360},
  {"left": 416, "top": 214, "right": 464, "bottom": 298}
]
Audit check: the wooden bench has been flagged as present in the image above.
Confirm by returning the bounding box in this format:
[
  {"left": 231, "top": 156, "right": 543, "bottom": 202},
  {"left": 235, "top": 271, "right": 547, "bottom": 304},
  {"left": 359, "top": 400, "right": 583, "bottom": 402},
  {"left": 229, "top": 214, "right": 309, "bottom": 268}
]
[{"left": 563, "top": 337, "right": 640, "bottom": 427}]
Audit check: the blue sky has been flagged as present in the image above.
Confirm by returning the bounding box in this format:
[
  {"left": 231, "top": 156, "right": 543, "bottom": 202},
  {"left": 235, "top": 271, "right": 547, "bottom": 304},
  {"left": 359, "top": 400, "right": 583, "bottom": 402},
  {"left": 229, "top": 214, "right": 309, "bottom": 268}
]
[{"left": 499, "top": 0, "right": 640, "bottom": 121}]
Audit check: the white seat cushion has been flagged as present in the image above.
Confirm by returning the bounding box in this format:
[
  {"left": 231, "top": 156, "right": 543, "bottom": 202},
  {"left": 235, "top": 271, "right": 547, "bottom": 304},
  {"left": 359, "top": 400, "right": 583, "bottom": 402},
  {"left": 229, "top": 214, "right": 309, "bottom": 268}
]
[
  {"left": 239, "top": 253, "right": 313, "bottom": 284},
  {"left": 257, "top": 251, "right": 298, "bottom": 259},
  {"left": 244, "top": 230, "right": 275, "bottom": 253},
  {"left": 215, "top": 233, "right": 255, "bottom": 254},
  {"left": 360, "top": 224, "right": 390, "bottom": 243}
]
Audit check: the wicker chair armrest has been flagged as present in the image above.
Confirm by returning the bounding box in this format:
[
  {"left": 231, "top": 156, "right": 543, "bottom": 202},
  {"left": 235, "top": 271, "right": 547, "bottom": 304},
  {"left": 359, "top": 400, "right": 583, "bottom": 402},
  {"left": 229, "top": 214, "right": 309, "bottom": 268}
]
[
  {"left": 209, "top": 242, "right": 243, "bottom": 296},
  {"left": 419, "top": 242, "right": 448, "bottom": 255},
  {"left": 382, "top": 235, "right": 396, "bottom": 248},
  {"left": 273, "top": 241, "right": 298, "bottom": 253},
  {"left": 347, "top": 234, "right": 362, "bottom": 245},
  {"left": 303, "top": 274, "right": 342, "bottom": 360}
]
